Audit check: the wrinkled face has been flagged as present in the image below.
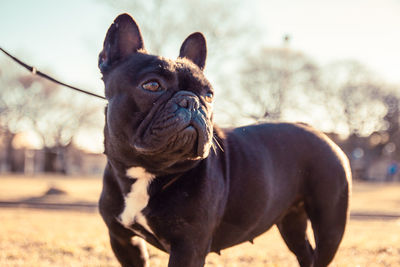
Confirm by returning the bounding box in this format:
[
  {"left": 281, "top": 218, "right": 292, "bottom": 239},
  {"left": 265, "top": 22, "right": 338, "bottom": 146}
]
[
  {"left": 99, "top": 14, "right": 214, "bottom": 167},
  {"left": 106, "top": 55, "right": 214, "bottom": 161}
]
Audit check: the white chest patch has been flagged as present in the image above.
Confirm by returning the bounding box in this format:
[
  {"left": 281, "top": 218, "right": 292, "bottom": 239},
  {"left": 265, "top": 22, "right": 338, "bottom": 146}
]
[{"left": 119, "top": 167, "right": 155, "bottom": 236}]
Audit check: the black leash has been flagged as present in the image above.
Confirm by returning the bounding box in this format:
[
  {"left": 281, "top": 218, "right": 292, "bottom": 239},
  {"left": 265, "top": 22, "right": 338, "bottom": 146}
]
[{"left": 0, "top": 47, "right": 106, "bottom": 100}]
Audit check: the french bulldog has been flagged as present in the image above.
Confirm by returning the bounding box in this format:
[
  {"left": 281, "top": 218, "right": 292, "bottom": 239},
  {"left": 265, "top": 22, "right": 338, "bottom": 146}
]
[{"left": 98, "top": 13, "right": 351, "bottom": 267}]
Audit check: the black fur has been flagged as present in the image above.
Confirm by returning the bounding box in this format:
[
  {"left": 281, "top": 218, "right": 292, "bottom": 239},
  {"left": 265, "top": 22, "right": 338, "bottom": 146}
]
[{"left": 99, "top": 13, "right": 351, "bottom": 267}]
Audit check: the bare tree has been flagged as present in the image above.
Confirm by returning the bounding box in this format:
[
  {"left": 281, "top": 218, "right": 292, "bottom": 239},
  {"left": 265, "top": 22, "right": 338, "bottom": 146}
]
[
  {"left": 102, "top": 0, "right": 253, "bottom": 58},
  {"left": 25, "top": 92, "right": 101, "bottom": 172},
  {"left": 383, "top": 93, "right": 400, "bottom": 136},
  {"left": 0, "top": 63, "right": 103, "bottom": 173},
  {"left": 237, "top": 50, "right": 391, "bottom": 140},
  {"left": 239, "top": 46, "right": 320, "bottom": 122},
  {"left": 318, "top": 60, "right": 388, "bottom": 136},
  {"left": 0, "top": 69, "right": 47, "bottom": 171}
]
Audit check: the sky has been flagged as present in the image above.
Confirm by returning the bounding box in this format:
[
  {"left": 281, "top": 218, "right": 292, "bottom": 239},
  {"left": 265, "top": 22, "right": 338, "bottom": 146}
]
[
  {"left": 1, "top": 0, "right": 399, "bottom": 152},
  {"left": 254, "top": 0, "right": 400, "bottom": 83}
]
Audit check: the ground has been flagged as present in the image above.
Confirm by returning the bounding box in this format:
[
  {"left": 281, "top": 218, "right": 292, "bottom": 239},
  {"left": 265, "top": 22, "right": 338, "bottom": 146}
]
[{"left": 0, "top": 175, "right": 399, "bottom": 266}]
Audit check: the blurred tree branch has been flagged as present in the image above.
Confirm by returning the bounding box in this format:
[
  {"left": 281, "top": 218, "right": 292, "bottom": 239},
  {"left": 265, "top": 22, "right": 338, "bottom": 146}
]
[
  {"left": 0, "top": 62, "right": 103, "bottom": 173},
  {"left": 318, "top": 61, "right": 389, "bottom": 136},
  {"left": 239, "top": 47, "right": 320, "bottom": 122}
]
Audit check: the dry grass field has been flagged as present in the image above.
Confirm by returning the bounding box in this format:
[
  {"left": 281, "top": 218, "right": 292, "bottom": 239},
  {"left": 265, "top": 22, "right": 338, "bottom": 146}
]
[{"left": 0, "top": 175, "right": 399, "bottom": 266}]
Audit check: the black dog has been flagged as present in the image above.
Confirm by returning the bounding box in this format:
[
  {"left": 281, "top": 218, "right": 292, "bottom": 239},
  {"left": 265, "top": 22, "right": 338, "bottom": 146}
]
[{"left": 98, "top": 13, "right": 351, "bottom": 267}]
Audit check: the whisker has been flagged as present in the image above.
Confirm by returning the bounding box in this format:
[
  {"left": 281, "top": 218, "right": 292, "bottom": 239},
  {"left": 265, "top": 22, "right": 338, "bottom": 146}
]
[
  {"left": 210, "top": 139, "right": 217, "bottom": 155},
  {"left": 213, "top": 136, "right": 224, "bottom": 152},
  {"left": 213, "top": 142, "right": 217, "bottom": 154}
]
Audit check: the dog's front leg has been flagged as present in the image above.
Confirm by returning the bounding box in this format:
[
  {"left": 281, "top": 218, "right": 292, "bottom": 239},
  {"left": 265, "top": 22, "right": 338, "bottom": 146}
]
[
  {"left": 167, "top": 241, "right": 209, "bottom": 267},
  {"left": 109, "top": 231, "right": 149, "bottom": 267}
]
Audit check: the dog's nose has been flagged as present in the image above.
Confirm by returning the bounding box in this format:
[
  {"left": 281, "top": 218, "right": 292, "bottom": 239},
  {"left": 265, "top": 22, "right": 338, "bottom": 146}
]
[
  {"left": 174, "top": 91, "right": 200, "bottom": 111},
  {"left": 178, "top": 98, "right": 200, "bottom": 111}
]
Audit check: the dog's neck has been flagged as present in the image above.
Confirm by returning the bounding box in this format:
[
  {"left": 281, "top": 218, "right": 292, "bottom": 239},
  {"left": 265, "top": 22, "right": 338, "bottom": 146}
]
[{"left": 104, "top": 127, "right": 202, "bottom": 177}]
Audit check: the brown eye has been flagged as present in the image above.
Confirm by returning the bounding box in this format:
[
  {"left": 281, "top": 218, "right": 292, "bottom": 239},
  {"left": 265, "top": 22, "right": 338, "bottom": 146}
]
[
  {"left": 142, "top": 81, "right": 161, "bottom": 92},
  {"left": 205, "top": 92, "right": 213, "bottom": 103}
]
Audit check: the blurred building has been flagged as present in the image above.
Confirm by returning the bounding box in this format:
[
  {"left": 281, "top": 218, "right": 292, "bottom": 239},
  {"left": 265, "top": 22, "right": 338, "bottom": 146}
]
[
  {"left": 329, "top": 132, "right": 400, "bottom": 182},
  {"left": 0, "top": 144, "right": 106, "bottom": 176}
]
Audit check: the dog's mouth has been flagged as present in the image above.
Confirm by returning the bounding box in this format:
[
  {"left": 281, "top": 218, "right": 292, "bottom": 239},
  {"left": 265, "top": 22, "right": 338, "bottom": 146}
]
[{"left": 132, "top": 92, "right": 213, "bottom": 160}]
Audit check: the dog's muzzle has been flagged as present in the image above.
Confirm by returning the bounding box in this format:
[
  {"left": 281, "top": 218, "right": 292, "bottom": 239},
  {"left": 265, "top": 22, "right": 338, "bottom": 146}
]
[{"left": 132, "top": 91, "right": 213, "bottom": 159}]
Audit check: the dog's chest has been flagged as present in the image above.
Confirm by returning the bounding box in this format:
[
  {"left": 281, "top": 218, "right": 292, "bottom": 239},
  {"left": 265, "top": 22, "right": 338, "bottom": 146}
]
[{"left": 119, "top": 167, "right": 155, "bottom": 236}]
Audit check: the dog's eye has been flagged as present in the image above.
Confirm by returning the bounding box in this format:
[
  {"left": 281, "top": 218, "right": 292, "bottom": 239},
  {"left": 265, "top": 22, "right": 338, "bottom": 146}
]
[
  {"left": 204, "top": 92, "right": 213, "bottom": 103},
  {"left": 142, "top": 81, "right": 161, "bottom": 92}
]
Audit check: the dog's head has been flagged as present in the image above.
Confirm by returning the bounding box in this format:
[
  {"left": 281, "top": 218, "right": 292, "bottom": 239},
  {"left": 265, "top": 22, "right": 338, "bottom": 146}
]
[{"left": 99, "top": 14, "right": 214, "bottom": 170}]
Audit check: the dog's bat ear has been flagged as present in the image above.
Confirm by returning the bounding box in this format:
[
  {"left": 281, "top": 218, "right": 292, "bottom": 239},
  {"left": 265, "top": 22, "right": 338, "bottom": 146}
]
[
  {"left": 99, "top": 13, "right": 144, "bottom": 73},
  {"left": 179, "top": 32, "right": 207, "bottom": 70}
]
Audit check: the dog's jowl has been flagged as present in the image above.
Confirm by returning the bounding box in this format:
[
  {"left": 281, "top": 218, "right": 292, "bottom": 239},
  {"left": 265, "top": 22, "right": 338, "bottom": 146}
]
[{"left": 98, "top": 13, "right": 351, "bottom": 267}]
